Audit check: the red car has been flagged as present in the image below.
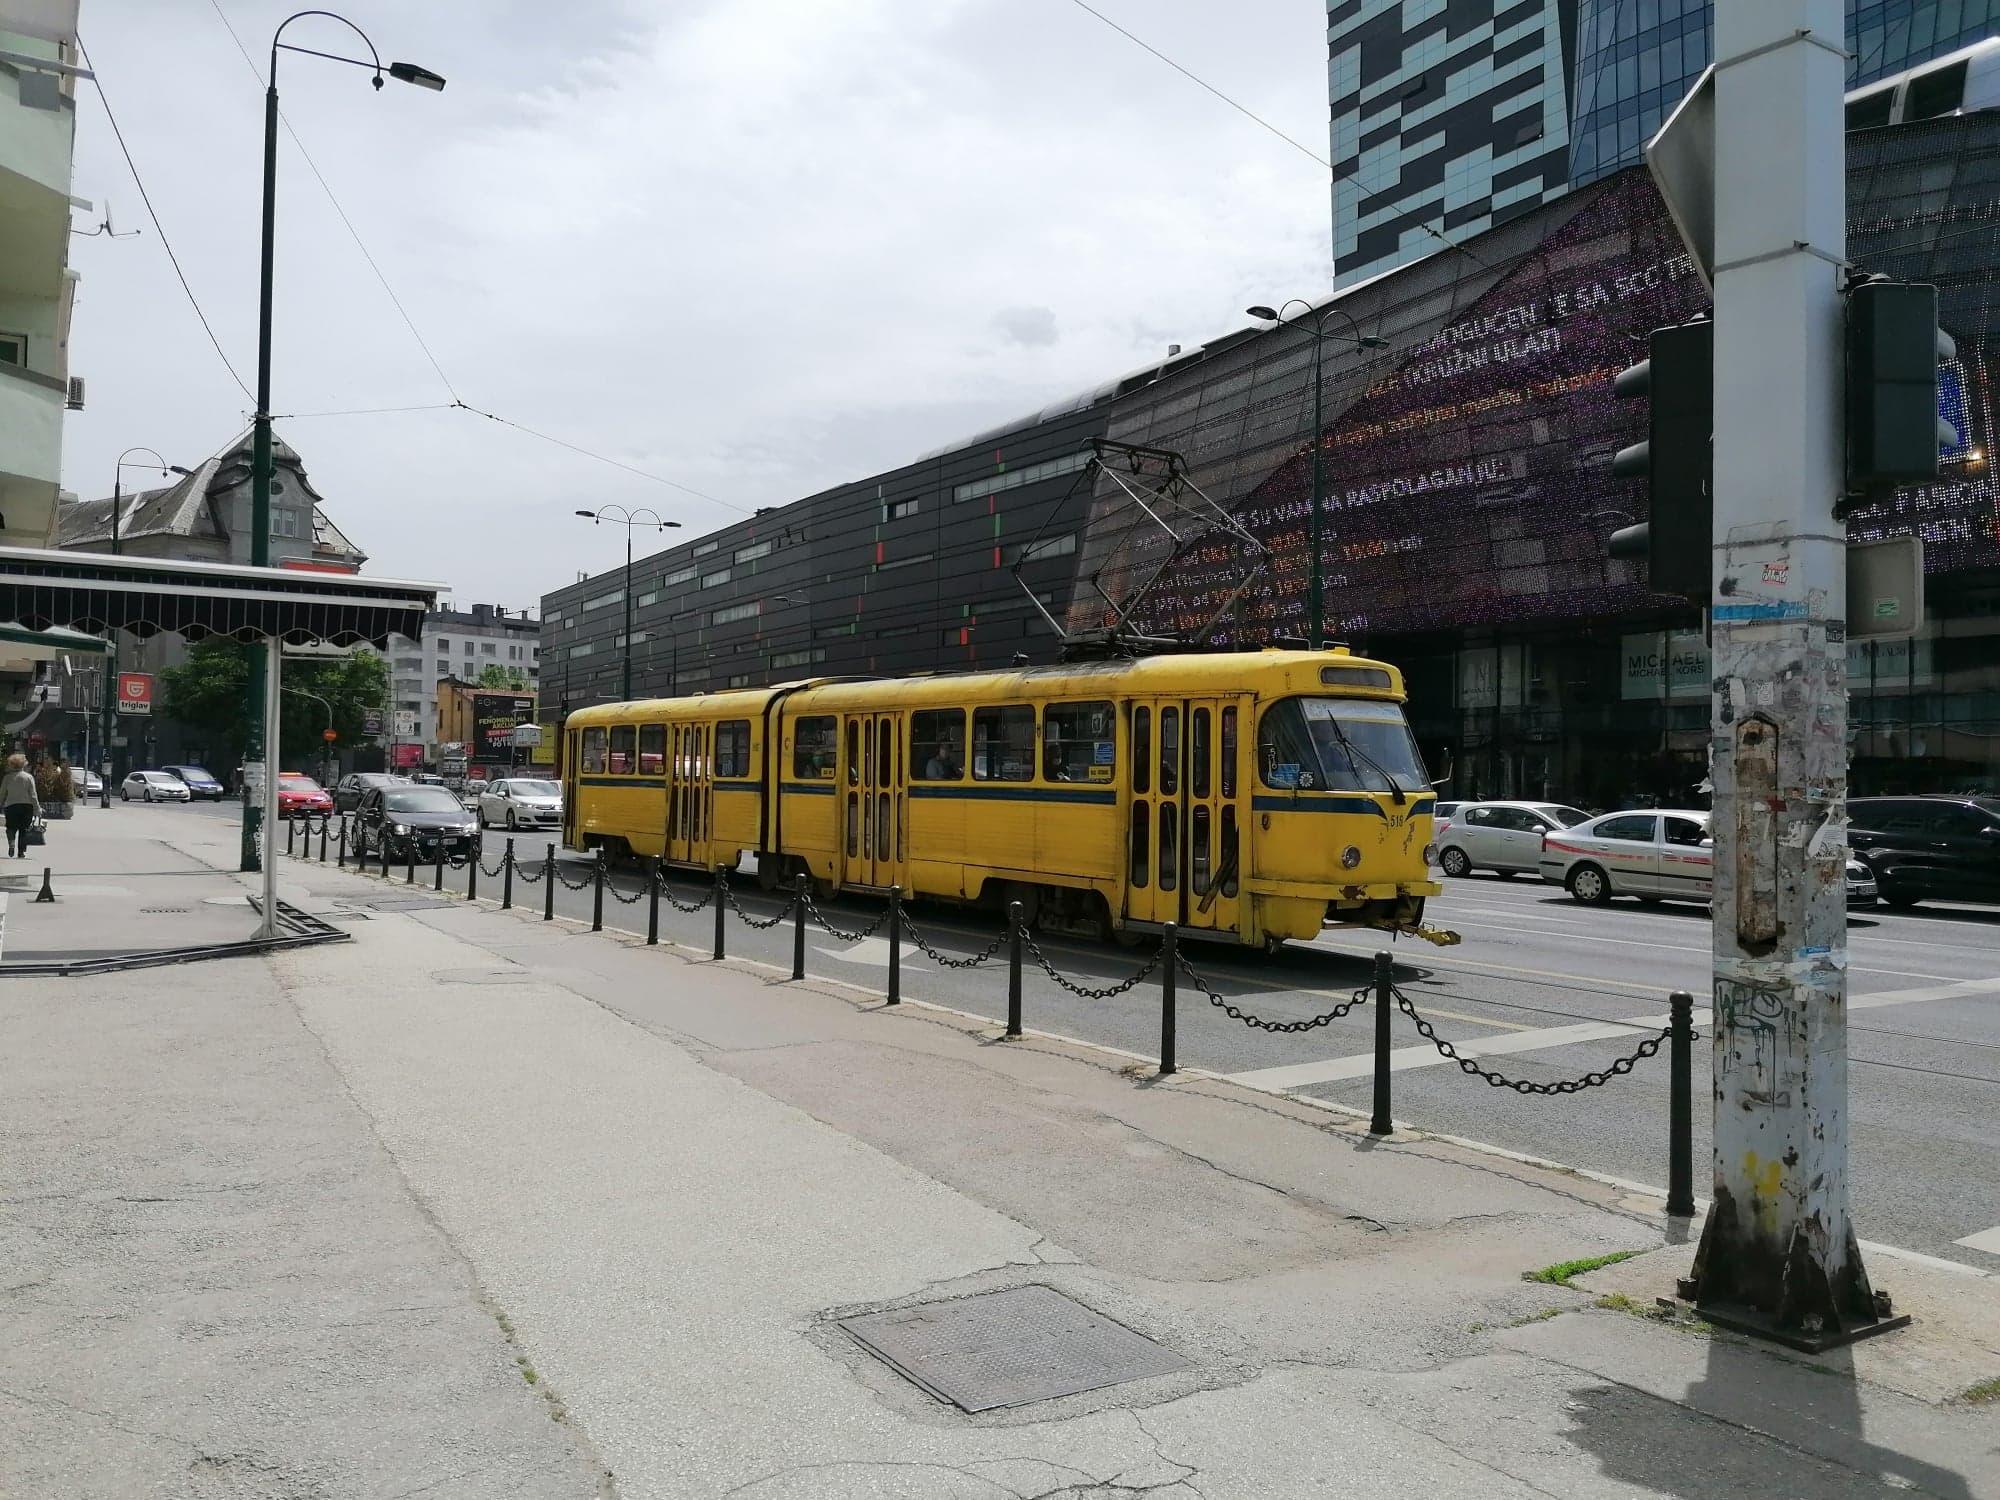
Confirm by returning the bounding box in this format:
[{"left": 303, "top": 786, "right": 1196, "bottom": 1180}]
[{"left": 276, "top": 773, "right": 334, "bottom": 817}]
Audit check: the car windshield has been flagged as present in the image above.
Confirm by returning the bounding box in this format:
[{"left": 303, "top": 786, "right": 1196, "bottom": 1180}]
[
  {"left": 510, "top": 780, "right": 559, "bottom": 797},
  {"left": 1545, "top": 806, "right": 1590, "bottom": 826},
  {"left": 1259, "top": 697, "right": 1427, "bottom": 794},
  {"left": 382, "top": 789, "right": 467, "bottom": 814},
  {"left": 280, "top": 775, "right": 318, "bottom": 788}
]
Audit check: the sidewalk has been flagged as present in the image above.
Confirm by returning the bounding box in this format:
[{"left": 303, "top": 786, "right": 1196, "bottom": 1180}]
[{"left": 4, "top": 804, "right": 1996, "bottom": 1498}]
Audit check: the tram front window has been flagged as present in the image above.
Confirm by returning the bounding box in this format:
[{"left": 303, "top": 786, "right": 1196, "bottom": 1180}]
[{"left": 1258, "top": 697, "right": 1426, "bottom": 795}]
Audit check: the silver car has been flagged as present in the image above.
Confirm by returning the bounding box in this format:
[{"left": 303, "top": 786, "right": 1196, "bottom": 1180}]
[
  {"left": 477, "top": 776, "right": 563, "bottom": 830},
  {"left": 1539, "top": 809, "right": 1878, "bottom": 908},
  {"left": 121, "top": 770, "right": 191, "bottom": 803},
  {"left": 1436, "top": 800, "right": 1590, "bottom": 877}
]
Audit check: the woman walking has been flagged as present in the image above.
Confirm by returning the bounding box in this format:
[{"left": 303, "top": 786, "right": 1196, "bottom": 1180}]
[{"left": 3, "top": 753, "right": 39, "bottom": 858}]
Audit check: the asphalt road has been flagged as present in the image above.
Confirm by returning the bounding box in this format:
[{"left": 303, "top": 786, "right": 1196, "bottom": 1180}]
[{"left": 212, "top": 801, "right": 2000, "bottom": 1272}]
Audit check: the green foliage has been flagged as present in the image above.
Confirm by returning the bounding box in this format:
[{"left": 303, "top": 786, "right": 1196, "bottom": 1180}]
[
  {"left": 33, "top": 755, "right": 73, "bottom": 802},
  {"left": 476, "top": 663, "right": 531, "bottom": 690},
  {"left": 1522, "top": 1250, "right": 1640, "bottom": 1288},
  {"left": 159, "top": 641, "right": 389, "bottom": 770},
  {"left": 1957, "top": 1376, "right": 2000, "bottom": 1406}
]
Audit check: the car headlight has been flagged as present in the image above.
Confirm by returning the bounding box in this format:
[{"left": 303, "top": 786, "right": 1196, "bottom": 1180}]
[{"left": 392, "top": 823, "right": 411, "bottom": 836}]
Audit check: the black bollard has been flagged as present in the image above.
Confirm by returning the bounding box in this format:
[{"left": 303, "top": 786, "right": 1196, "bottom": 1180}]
[
  {"left": 467, "top": 839, "right": 479, "bottom": 901},
  {"left": 886, "top": 884, "right": 901, "bottom": 1006},
  {"left": 337, "top": 816, "right": 348, "bottom": 867},
  {"left": 791, "top": 872, "right": 807, "bottom": 981},
  {"left": 1369, "top": 950, "right": 1394, "bottom": 1136},
  {"left": 285, "top": 817, "right": 296, "bottom": 856},
  {"left": 712, "top": 868, "right": 726, "bottom": 960},
  {"left": 434, "top": 843, "right": 445, "bottom": 892},
  {"left": 502, "top": 839, "right": 515, "bottom": 911},
  {"left": 1159, "top": 922, "right": 1178, "bottom": 1077},
  {"left": 1005, "top": 900, "right": 1023, "bottom": 1038},
  {"left": 405, "top": 838, "right": 417, "bottom": 885},
  {"left": 1667, "top": 990, "right": 1696, "bottom": 1217},
  {"left": 318, "top": 817, "right": 328, "bottom": 863},
  {"left": 542, "top": 847, "right": 555, "bottom": 921},
  {"left": 645, "top": 859, "right": 658, "bottom": 944},
  {"left": 592, "top": 850, "right": 605, "bottom": 932},
  {"left": 33, "top": 865, "right": 53, "bottom": 903},
  {"left": 380, "top": 831, "right": 391, "bottom": 880}
]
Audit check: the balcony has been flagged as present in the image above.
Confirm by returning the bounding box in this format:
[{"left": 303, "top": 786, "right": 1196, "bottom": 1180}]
[
  {"left": 0, "top": 54, "right": 76, "bottom": 203},
  {"left": 0, "top": 360, "right": 63, "bottom": 545}
]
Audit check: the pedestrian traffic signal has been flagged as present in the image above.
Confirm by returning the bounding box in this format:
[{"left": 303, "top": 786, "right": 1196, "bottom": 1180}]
[
  {"left": 1844, "top": 276, "right": 1954, "bottom": 500},
  {"left": 1607, "top": 317, "right": 1714, "bottom": 602}
]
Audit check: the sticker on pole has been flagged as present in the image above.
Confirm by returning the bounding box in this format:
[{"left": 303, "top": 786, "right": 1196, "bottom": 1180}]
[{"left": 116, "top": 672, "right": 153, "bottom": 715}]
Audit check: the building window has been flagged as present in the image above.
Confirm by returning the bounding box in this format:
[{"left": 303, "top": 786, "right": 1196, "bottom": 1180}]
[
  {"left": 734, "top": 540, "right": 772, "bottom": 564},
  {"left": 952, "top": 449, "right": 1090, "bottom": 503},
  {"left": 482, "top": 642, "right": 497, "bottom": 655},
  {"left": 815, "top": 623, "right": 857, "bottom": 640},
  {"left": 569, "top": 641, "right": 597, "bottom": 660},
  {"left": 0, "top": 332, "right": 26, "bottom": 366},
  {"left": 1009, "top": 532, "right": 1076, "bottom": 565},
  {"left": 614, "top": 631, "right": 650, "bottom": 648},
  {"left": 887, "top": 497, "right": 919, "bottom": 520},
  {"left": 715, "top": 720, "right": 752, "bottom": 777},
  {"left": 710, "top": 601, "right": 759, "bottom": 626},
  {"left": 972, "top": 705, "right": 1034, "bottom": 781},
  {"left": 941, "top": 626, "right": 969, "bottom": 646},
  {"left": 661, "top": 565, "right": 696, "bottom": 587},
  {"left": 583, "top": 588, "right": 625, "bottom": 612},
  {"left": 726, "top": 673, "right": 750, "bottom": 688},
  {"left": 769, "top": 647, "right": 824, "bottom": 670},
  {"left": 700, "top": 568, "right": 732, "bottom": 589},
  {"left": 694, "top": 540, "right": 719, "bottom": 557},
  {"left": 876, "top": 550, "right": 933, "bottom": 573}
]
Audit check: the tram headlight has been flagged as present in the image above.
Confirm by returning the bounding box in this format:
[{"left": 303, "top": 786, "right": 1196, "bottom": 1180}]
[
  {"left": 1340, "top": 845, "right": 1362, "bottom": 869},
  {"left": 1423, "top": 843, "right": 1437, "bottom": 864}
]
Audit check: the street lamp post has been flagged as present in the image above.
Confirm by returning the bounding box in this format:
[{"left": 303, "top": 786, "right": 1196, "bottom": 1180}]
[
  {"left": 111, "top": 448, "right": 191, "bottom": 557},
  {"left": 575, "top": 506, "right": 680, "bottom": 701},
  {"left": 1247, "top": 302, "right": 1388, "bottom": 648},
  {"left": 240, "top": 10, "right": 445, "bottom": 873},
  {"left": 283, "top": 684, "right": 334, "bottom": 784}
]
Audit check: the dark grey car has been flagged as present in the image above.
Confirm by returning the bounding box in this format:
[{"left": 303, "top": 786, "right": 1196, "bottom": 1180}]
[
  {"left": 334, "top": 771, "right": 411, "bottom": 814},
  {"left": 1847, "top": 795, "right": 2000, "bottom": 908},
  {"left": 354, "top": 785, "right": 480, "bottom": 862}
]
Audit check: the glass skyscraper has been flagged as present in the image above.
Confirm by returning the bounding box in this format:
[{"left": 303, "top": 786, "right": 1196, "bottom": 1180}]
[{"left": 1570, "top": 0, "right": 2000, "bottom": 186}]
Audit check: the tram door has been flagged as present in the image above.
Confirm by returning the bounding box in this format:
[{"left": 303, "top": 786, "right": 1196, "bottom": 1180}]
[
  {"left": 1125, "top": 698, "right": 1242, "bottom": 933},
  {"left": 666, "top": 721, "right": 712, "bottom": 867},
  {"left": 840, "top": 712, "right": 906, "bottom": 889},
  {"left": 561, "top": 729, "right": 582, "bottom": 850}
]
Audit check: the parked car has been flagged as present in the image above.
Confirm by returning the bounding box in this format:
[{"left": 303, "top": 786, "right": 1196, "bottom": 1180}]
[
  {"left": 1539, "top": 809, "right": 1877, "bottom": 908},
  {"left": 477, "top": 777, "right": 562, "bottom": 830},
  {"left": 1847, "top": 795, "right": 2000, "bottom": 908},
  {"left": 159, "top": 764, "right": 227, "bottom": 800},
  {"left": 411, "top": 772, "right": 447, "bottom": 786},
  {"left": 353, "top": 784, "right": 480, "bottom": 862},
  {"left": 121, "top": 770, "right": 191, "bottom": 803},
  {"left": 68, "top": 766, "right": 104, "bottom": 797},
  {"left": 276, "top": 773, "right": 334, "bottom": 818},
  {"left": 333, "top": 771, "right": 410, "bottom": 814},
  {"left": 1436, "top": 800, "right": 1590, "bottom": 877}
]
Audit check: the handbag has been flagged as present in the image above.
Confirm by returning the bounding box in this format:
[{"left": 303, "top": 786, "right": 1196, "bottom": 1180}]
[{"left": 23, "top": 815, "right": 45, "bottom": 847}]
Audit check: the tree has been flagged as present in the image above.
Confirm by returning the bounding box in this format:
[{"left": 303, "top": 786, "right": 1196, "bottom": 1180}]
[
  {"left": 160, "top": 641, "right": 389, "bottom": 770},
  {"left": 475, "top": 662, "right": 531, "bottom": 690}
]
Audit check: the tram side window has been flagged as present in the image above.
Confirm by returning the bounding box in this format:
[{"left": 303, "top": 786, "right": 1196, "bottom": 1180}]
[
  {"left": 1043, "top": 701, "right": 1114, "bottom": 782},
  {"left": 715, "top": 720, "right": 752, "bottom": 778},
  {"left": 1221, "top": 708, "right": 1237, "bottom": 798},
  {"left": 912, "top": 710, "right": 966, "bottom": 781},
  {"left": 639, "top": 725, "right": 666, "bottom": 775},
  {"left": 608, "top": 725, "right": 636, "bottom": 775},
  {"left": 581, "top": 727, "right": 607, "bottom": 774},
  {"left": 794, "top": 716, "right": 837, "bottom": 779},
  {"left": 1132, "top": 707, "right": 1150, "bottom": 794},
  {"left": 972, "top": 705, "right": 1035, "bottom": 781}
]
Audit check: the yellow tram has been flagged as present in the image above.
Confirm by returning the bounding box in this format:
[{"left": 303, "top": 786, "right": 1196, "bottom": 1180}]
[{"left": 561, "top": 648, "right": 1445, "bottom": 948}]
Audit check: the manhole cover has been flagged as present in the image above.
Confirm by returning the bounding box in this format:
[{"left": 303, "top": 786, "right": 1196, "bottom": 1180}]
[
  {"left": 360, "top": 896, "right": 457, "bottom": 911},
  {"left": 838, "top": 1285, "right": 1187, "bottom": 1412}
]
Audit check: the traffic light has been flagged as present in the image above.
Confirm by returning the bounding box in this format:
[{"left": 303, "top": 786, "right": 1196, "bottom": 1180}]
[
  {"left": 1844, "top": 276, "right": 1955, "bottom": 498},
  {"left": 1608, "top": 317, "right": 1714, "bottom": 602}
]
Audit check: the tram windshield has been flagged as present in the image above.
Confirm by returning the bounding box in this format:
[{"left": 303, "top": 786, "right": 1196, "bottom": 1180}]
[{"left": 1258, "top": 697, "right": 1427, "bottom": 797}]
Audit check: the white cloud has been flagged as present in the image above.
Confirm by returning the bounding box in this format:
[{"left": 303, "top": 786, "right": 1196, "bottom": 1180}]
[{"left": 63, "top": 0, "right": 1332, "bottom": 607}]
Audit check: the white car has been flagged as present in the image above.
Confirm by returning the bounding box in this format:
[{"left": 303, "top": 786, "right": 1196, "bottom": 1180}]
[
  {"left": 121, "top": 770, "right": 191, "bottom": 803},
  {"left": 1437, "top": 800, "right": 1591, "bottom": 877},
  {"left": 477, "top": 776, "right": 563, "bottom": 830},
  {"left": 1538, "top": 809, "right": 1878, "bottom": 908},
  {"left": 69, "top": 766, "right": 105, "bottom": 797}
]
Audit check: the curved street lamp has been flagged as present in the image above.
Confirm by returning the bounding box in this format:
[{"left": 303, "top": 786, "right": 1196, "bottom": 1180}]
[
  {"left": 1248, "top": 300, "right": 1390, "bottom": 648},
  {"left": 576, "top": 506, "right": 681, "bottom": 700},
  {"left": 111, "top": 447, "right": 191, "bottom": 557},
  {"left": 239, "top": 10, "right": 445, "bottom": 874}
]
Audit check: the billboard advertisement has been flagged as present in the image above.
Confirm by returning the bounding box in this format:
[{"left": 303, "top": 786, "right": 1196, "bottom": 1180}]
[
  {"left": 472, "top": 693, "right": 532, "bottom": 758},
  {"left": 1079, "top": 144, "right": 1997, "bottom": 645}
]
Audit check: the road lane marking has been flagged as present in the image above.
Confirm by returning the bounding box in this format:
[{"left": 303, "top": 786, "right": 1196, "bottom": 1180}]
[
  {"left": 815, "top": 937, "right": 926, "bottom": 970},
  {"left": 1225, "top": 974, "right": 2000, "bottom": 1091},
  {"left": 1955, "top": 1226, "right": 2000, "bottom": 1256}
]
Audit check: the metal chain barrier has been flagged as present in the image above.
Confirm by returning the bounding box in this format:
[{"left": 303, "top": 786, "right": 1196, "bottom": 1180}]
[
  {"left": 722, "top": 877, "right": 790, "bottom": 931},
  {"left": 798, "top": 885, "right": 889, "bottom": 944},
  {"left": 654, "top": 867, "right": 713, "bottom": 913},
  {"left": 511, "top": 857, "right": 546, "bottom": 885},
  {"left": 1393, "top": 983, "right": 1682, "bottom": 1094},
  {"left": 553, "top": 861, "right": 597, "bottom": 892},
  {"left": 1175, "top": 949, "right": 1374, "bottom": 1033},
  {"left": 1020, "top": 926, "right": 1161, "bottom": 1001},
  {"left": 478, "top": 848, "right": 510, "bottom": 878},
  {"left": 902, "top": 915, "right": 1009, "bottom": 970},
  {"left": 446, "top": 851, "right": 474, "bottom": 870},
  {"left": 603, "top": 868, "right": 649, "bottom": 906}
]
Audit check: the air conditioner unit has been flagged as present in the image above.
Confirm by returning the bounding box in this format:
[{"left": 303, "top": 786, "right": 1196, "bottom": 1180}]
[{"left": 65, "top": 376, "right": 84, "bottom": 410}]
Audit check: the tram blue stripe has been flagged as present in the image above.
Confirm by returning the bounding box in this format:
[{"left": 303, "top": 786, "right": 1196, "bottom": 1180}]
[
  {"left": 1252, "top": 794, "right": 1433, "bottom": 816},
  {"left": 908, "top": 784, "right": 1117, "bottom": 805}
]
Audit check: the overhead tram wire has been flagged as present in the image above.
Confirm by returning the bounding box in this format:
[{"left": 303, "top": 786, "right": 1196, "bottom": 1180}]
[
  {"left": 202, "top": 0, "right": 750, "bottom": 518},
  {"left": 75, "top": 36, "right": 254, "bottom": 402}
]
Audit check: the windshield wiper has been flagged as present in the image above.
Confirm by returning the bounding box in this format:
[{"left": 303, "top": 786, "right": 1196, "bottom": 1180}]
[{"left": 1320, "top": 717, "right": 1407, "bottom": 805}]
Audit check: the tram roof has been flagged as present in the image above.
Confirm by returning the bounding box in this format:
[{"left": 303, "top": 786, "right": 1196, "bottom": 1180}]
[{"left": 562, "top": 650, "right": 1404, "bottom": 728}]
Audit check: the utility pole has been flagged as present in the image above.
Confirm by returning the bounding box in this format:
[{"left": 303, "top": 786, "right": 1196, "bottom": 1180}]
[{"left": 1690, "top": 0, "right": 1895, "bottom": 1346}]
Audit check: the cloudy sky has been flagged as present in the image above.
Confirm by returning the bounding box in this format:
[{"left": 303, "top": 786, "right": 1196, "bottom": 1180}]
[{"left": 63, "top": 0, "right": 1334, "bottom": 611}]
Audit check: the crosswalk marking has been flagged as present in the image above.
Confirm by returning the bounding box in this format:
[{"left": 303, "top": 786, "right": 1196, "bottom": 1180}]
[{"left": 1225, "top": 974, "right": 2000, "bottom": 1092}]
